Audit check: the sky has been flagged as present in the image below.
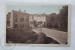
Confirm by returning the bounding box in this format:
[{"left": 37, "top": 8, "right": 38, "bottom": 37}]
[{"left": 7, "top": 5, "right": 62, "bottom": 14}]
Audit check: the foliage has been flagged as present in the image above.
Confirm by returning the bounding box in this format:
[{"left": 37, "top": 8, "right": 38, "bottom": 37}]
[
  {"left": 32, "top": 20, "right": 37, "bottom": 27},
  {"left": 57, "top": 6, "right": 68, "bottom": 31},
  {"left": 46, "top": 6, "right": 68, "bottom": 32},
  {"left": 6, "top": 28, "right": 38, "bottom": 43},
  {"left": 6, "top": 28, "right": 59, "bottom": 44}
]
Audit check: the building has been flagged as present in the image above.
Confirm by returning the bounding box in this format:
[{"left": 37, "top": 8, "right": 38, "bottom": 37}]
[
  {"left": 6, "top": 12, "right": 11, "bottom": 27},
  {"left": 29, "top": 13, "right": 46, "bottom": 28},
  {"left": 6, "top": 9, "right": 29, "bottom": 30}
]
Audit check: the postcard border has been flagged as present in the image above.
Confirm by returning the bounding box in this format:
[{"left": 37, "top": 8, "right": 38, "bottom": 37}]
[{"left": 5, "top": 3, "right": 71, "bottom": 47}]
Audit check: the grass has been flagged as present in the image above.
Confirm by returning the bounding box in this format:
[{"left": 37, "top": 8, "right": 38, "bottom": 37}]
[
  {"left": 6, "top": 28, "right": 60, "bottom": 44},
  {"left": 6, "top": 28, "right": 38, "bottom": 43}
]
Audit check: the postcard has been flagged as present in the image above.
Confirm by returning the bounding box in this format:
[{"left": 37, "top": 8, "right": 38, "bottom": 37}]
[{"left": 5, "top": 3, "right": 70, "bottom": 46}]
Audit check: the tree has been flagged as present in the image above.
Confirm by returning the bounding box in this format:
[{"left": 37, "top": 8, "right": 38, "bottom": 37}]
[
  {"left": 32, "top": 20, "right": 37, "bottom": 27},
  {"left": 57, "top": 6, "right": 68, "bottom": 32},
  {"left": 49, "top": 13, "right": 57, "bottom": 28},
  {"left": 46, "top": 6, "right": 68, "bottom": 32},
  {"left": 38, "top": 21, "right": 43, "bottom": 31}
]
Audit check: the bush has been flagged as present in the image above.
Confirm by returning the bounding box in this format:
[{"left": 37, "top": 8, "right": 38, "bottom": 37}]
[{"left": 6, "top": 29, "right": 38, "bottom": 43}]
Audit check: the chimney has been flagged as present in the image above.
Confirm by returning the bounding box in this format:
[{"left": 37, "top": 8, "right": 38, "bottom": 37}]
[
  {"left": 38, "top": 13, "right": 39, "bottom": 15},
  {"left": 24, "top": 10, "right": 26, "bottom": 13},
  {"left": 12, "top": 9, "right": 14, "bottom": 12},
  {"left": 44, "top": 12, "right": 45, "bottom": 14},
  {"left": 19, "top": 9, "right": 21, "bottom": 12}
]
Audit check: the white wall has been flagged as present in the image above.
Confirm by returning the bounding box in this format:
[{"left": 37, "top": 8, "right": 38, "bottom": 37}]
[
  {"left": 34, "top": 16, "right": 46, "bottom": 22},
  {"left": 29, "top": 15, "right": 46, "bottom": 22}
]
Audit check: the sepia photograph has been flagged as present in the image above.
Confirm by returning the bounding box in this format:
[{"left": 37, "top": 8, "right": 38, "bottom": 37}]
[{"left": 6, "top": 4, "right": 70, "bottom": 46}]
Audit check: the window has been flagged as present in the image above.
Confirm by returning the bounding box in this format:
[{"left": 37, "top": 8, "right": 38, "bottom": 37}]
[
  {"left": 20, "top": 16, "right": 24, "bottom": 22},
  {"left": 15, "top": 15, "right": 18, "bottom": 22},
  {"left": 26, "top": 28, "right": 27, "bottom": 30},
  {"left": 7, "top": 21, "right": 10, "bottom": 27},
  {"left": 14, "top": 24, "right": 18, "bottom": 28},
  {"left": 26, "top": 18, "right": 28, "bottom": 21},
  {"left": 7, "top": 15, "right": 10, "bottom": 20},
  {"left": 20, "top": 24, "right": 24, "bottom": 28},
  {"left": 15, "top": 15, "right": 17, "bottom": 17},
  {"left": 15, "top": 18, "right": 18, "bottom": 22}
]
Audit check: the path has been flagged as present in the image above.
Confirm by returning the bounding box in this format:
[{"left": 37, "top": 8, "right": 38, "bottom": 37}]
[{"left": 32, "top": 28, "right": 67, "bottom": 44}]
